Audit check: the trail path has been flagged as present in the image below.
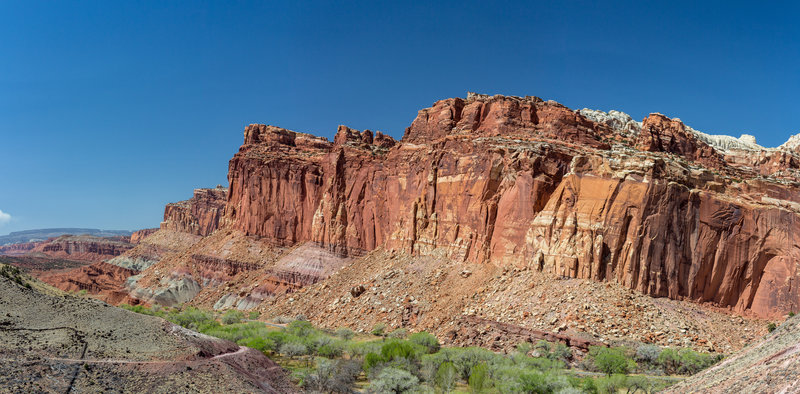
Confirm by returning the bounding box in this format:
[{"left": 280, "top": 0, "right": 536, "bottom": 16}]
[{"left": 1, "top": 346, "right": 249, "bottom": 365}]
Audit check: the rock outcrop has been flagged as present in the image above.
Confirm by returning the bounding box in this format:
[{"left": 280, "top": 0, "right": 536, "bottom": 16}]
[
  {"left": 130, "top": 228, "right": 159, "bottom": 244},
  {"left": 160, "top": 187, "right": 227, "bottom": 236},
  {"left": 219, "top": 93, "right": 800, "bottom": 319}
]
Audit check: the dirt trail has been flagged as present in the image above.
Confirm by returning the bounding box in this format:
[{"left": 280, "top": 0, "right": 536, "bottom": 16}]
[{"left": 2, "top": 346, "right": 249, "bottom": 365}]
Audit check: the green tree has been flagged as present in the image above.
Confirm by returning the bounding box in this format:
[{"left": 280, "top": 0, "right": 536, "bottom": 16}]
[
  {"left": 435, "top": 361, "right": 457, "bottom": 392},
  {"left": 221, "top": 309, "right": 244, "bottom": 325},
  {"left": 409, "top": 331, "right": 440, "bottom": 353},
  {"left": 592, "top": 347, "right": 635, "bottom": 376},
  {"left": 335, "top": 327, "right": 355, "bottom": 340},
  {"left": 369, "top": 367, "right": 419, "bottom": 393},
  {"left": 468, "top": 363, "right": 488, "bottom": 393}
]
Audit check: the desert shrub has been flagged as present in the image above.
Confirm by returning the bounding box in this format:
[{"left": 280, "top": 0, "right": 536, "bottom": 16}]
[
  {"left": 381, "top": 339, "right": 420, "bottom": 362},
  {"left": 364, "top": 352, "right": 384, "bottom": 373},
  {"left": 516, "top": 342, "right": 533, "bottom": 356},
  {"left": 371, "top": 323, "right": 387, "bottom": 337},
  {"left": 550, "top": 343, "right": 572, "bottom": 363},
  {"left": 656, "top": 348, "right": 680, "bottom": 374},
  {"left": 248, "top": 310, "right": 260, "bottom": 320},
  {"left": 221, "top": 309, "right": 244, "bottom": 325},
  {"left": 595, "top": 374, "right": 628, "bottom": 394},
  {"left": 350, "top": 340, "right": 383, "bottom": 359},
  {"left": 591, "top": 347, "right": 635, "bottom": 376},
  {"left": 286, "top": 320, "right": 315, "bottom": 338},
  {"left": 237, "top": 336, "right": 275, "bottom": 353},
  {"left": 675, "top": 348, "right": 716, "bottom": 375},
  {"left": 451, "top": 347, "right": 496, "bottom": 380},
  {"left": 295, "top": 314, "right": 307, "bottom": 321},
  {"left": 168, "top": 307, "right": 218, "bottom": 331},
  {"left": 303, "top": 358, "right": 361, "bottom": 393},
  {"left": 280, "top": 341, "right": 308, "bottom": 359},
  {"left": 768, "top": 322, "right": 777, "bottom": 332},
  {"left": 635, "top": 344, "right": 662, "bottom": 365},
  {"left": 335, "top": 327, "right": 355, "bottom": 340},
  {"left": 518, "top": 371, "right": 549, "bottom": 393},
  {"left": 272, "top": 315, "right": 292, "bottom": 324},
  {"left": 435, "top": 361, "right": 458, "bottom": 392},
  {"left": 368, "top": 367, "right": 419, "bottom": 393},
  {"left": 317, "top": 342, "right": 344, "bottom": 358},
  {"left": 409, "top": 331, "right": 440, "bottom": 353},
  {"left": 389, "top": 328, "right": 409, "bottom": 339},
  {"left": 534, "top": 340, "right": 551, "bottom": 357},
  {"left": 468, "top": 363, "right": 488, "bottom": 393}
]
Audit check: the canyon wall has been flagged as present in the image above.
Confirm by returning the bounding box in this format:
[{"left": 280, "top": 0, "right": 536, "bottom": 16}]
[
  {"left": 160, "top": 186, "right": 227, "bottom": 236},
  {"left": 219, "top": 94, "right": 800, "bottom": 318}
]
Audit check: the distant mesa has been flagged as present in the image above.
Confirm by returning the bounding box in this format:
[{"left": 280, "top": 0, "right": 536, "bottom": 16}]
[{"left": 0, "top": 228, "right": 132, "bottom": 246}]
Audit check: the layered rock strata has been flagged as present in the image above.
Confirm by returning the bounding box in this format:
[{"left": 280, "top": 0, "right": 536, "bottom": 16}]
[
  {"left": 220, "top": 93, "right": 800, "bottom": 318},
  {"left": 160, "top": 186, "right": 227, "bottom": 236}
]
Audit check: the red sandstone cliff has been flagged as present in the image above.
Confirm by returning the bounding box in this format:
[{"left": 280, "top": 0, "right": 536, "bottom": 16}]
[
  {"left": 130, "top": 228, "right": 159, "bottom": 244},
  {"left": 218, "top": 93, "right": 800, "bottom": 319},
  {"left": 160, "top": 186, "right": 227, "bottom": 236}
]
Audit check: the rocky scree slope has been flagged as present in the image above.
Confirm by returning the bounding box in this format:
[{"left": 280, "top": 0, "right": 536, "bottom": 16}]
[
  {"left": 664, "top": 314, "right": 800, "bottom": 393},
  {"left": 0, "top": 265, "right": 294, "bottom": 393}
]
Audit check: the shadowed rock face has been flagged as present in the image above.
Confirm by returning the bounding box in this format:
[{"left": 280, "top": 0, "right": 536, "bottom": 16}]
[{"left": 217, "top": 94, "right": 800, "bottom": 319}]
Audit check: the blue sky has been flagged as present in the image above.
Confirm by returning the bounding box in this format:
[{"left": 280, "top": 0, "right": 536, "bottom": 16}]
[{"left": 1, "top": 1, "right": 799, "bottom": 234}]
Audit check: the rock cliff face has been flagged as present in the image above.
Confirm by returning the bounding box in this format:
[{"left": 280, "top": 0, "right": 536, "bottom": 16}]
[
  {"left": 0, "top": 242, "right": 38, "bottom": 256},
  {"left": 160, "top": 187, "right": 227, "bottom": 236},
  {"left": 130, "top": 228, "right": 159, "bottom": 244},
  {"left": 220, "top": 93, "right": 800, "bottom": 318},
  {"left": 6, "top": 235, "right": 135, "bottom": 263}
]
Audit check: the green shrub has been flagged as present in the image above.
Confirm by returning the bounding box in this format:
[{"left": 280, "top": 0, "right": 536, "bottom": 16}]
[
  {"left": 452, "top": 347, "right": 496, "bottom": 380},
  {"left": 364, "top": 352, "right": 384, "bottom": 373},
  {"left": 550, "top": 343, "right": 572, "bottom": 362},
  {"left": 317, "top": 343, "right": 343, "bottom": 358},
  {"left": 302, "top": 358, "right": 361, "bottom": 393},
  {"left": 335, "top": 327, "right": 355, "bottom": 340},
  {"left": 389, "top": 328, "right": 409, "bottom": 339},
  {"left": 768, "top": 322, "right": 777, "bottom": 332},
  {"left": 371, "top": 323, "right": 387, "bottom": 337},
  {"left": 435, "top": 361, "right": 457, "bottom": 392},
  {"left": 409, "top": 331, "right": 440, "bottom": 353},
  {"left": 635, "top": 344, "right": 661, "bottom": 364},
  {"left": 657, "top": 348, "right": 679, "bottom": 374},
  {"left": 286, "top": 320, "right": 315, "bottom": 337},
  {"left": 468, "top": 363, "right": 488, "bottom": 393},
  {"left": 368, "top": 367, "right": 419, "bottom": 393},
  {"left": 518, "top": 371, "right": 548, "bottom": 393},
  {"left": 221, "top": 309, "right": 244, "bottom": 325},
  {"left": 516, "top": 342, "right": 533, "bottom": 356},
  {"left": 381, "top": 339, "right": 418, "bottom": 362},
  {"left": 237, "top": 336, "right": 275, "bottom": 353},
  {"left": 280, "top": 341, "right": 308, "bottom": 359},
  {"left": 248, "top": 310, "right": 260, "bottom": 320},
  {"left": 595, "top": 374, "right": 628, "bottom": 394},
  {"left": 591, "top": 347, "right": 635, "bottom": 376},
  {"left": 534, "top": 340, "right": 551, "bottom": 357},
  {"left": 789, "top": 311, "right": 796, "bottom": 317}
]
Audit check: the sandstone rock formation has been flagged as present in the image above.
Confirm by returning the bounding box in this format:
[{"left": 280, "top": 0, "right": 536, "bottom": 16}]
[
  {"left": 160, "top": 186, "right": 227, "bottom": 236},
  {"left": 219, "top": 93, "right": 800, "bottom": 319},
  {"left": 1, "top": 235, "right": 134, "bottom": 263},
  {"left": 130, "top": 228, "right": 159, "bottom": 244}
]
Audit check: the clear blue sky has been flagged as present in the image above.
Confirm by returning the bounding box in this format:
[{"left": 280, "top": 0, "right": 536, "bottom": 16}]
[{"left": 1, "top": 1, "right": 799, "bottom": 234}]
